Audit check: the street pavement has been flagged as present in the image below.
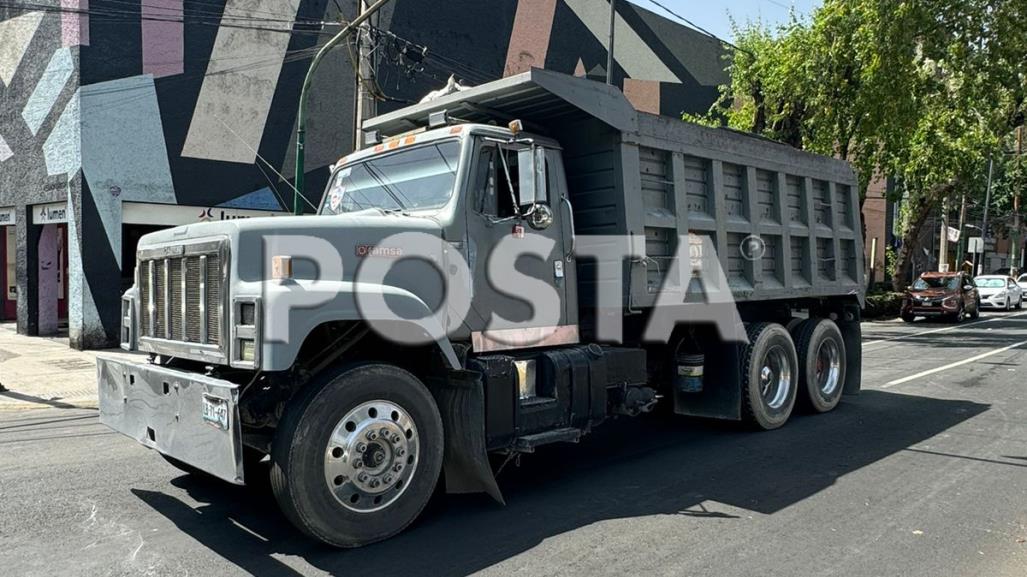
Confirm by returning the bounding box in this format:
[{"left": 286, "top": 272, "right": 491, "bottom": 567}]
[
  {"left": 0, "top": 322, "right": 142, "bottom": 410},
  {"left": 2, "top": 313, "right": 1027, "bottom": 576}
]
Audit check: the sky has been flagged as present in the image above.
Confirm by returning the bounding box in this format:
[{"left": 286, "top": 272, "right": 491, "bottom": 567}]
[{"left": 627, "top": 0, "right": 821, "bottom": 42}]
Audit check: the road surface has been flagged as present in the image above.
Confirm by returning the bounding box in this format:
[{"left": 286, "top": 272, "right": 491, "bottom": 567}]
[{"left": 2, "top": 313, "right": 1026, "bottom": 576}]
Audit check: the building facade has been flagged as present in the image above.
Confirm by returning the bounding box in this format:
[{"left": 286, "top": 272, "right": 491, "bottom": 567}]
[{"left": 0, "top": 0, "right": 730, "bottom": 349}]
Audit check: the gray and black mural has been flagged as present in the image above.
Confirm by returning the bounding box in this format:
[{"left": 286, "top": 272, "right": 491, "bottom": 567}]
[{"left": 0, "top": 0, "right": 727, "bottom": 349}]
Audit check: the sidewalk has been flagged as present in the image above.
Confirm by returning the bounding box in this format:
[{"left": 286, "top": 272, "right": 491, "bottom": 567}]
[{"left": 0, "top": 322, "right": 144, "bottom": 411}]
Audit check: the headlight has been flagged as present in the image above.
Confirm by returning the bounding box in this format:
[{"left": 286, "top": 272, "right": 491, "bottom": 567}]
[
  {"left": 237, "top": 339, "right": 256, "bottom": 362},
  {"left": 231, "top": 298, "right": 260, "bottom": 368},
  {"left": 942, "top": 296, "right": 958, "bottom": 308},
  {"left": 120, "top": 295, "right": 136, "bottom": 350},
  {"left": 239, "top": 302, "right": 256, "bottom": 326}
]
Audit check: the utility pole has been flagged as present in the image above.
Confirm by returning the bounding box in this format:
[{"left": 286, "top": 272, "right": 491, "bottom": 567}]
[
  {"left": 938, "top": 196, "right": 949, "bottom": 272},
  {"left": 1012, "top": 126, "right": 1023, "bottom": 276},
  {"left": 606, "top": 0, "right": 616, "bottom": 85},
  {"left": 353, "top": 1, "right": 377, "bottom": 151},
  {"left": 294, "top": 0, "right": 394, "bottom": 214},
  {"left": 955, "top": 193, "right": 967, "bottom": 271},
  {"left": 977, "top": 155, "right": 994, "bottom": 275}
]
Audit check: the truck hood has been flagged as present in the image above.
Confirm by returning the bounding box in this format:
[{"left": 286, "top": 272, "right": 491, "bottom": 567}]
[{"left": 136, "top": 211, "right": 446, "bottom": 282}]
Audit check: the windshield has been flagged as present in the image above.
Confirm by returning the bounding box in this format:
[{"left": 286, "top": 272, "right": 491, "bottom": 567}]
[
  {"left": 912, "top": 276, "right": 959, "bottom": 290},
  {"left": 321, "top": 140, "right": 461, "bottom": 215},
  {"left": 975, "top": 277, "right": 1005, "bottom": 288}
]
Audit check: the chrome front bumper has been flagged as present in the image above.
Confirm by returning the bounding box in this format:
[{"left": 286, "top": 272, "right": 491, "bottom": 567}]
[{"left": 97, "top": 356, "right": 245, "bottom": 484}]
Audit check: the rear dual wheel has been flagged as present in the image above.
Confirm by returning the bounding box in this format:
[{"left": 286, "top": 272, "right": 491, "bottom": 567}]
[
  {"left": 741, "top": 323, "right": 799, "bottom": 430},
  {"left": 793, "top": 319, "right": 846, "bottom": 413}
]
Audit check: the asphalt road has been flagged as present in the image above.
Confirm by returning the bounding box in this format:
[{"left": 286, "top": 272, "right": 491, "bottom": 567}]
[{"left": 3, "top": 313, "right": 1027, "bottom": 576}]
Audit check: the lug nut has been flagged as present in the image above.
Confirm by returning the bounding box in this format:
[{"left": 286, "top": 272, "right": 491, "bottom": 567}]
[
  {"left": 366, "top": 431, "right": 378, "bottom": 441},
  {"left": 355, "top": 442, "right": 366, "bottom": 453},
  {"left": 352, "top": 459, "right": 363, "bottom": 469},
  {"left": 392, "top": 464, "right": 403, "bottom": 473},
  {"left": 396, "top": 448, "right": 405, "bottom": 457},
  {"left": 392, "top": 434, "right": 402, "bottom": 444},
  {"left": 358, "top": 473, "right": 369, "bottom": 483},
  {"left": 369, "top": 479, "right": 380, "bottom": 488},
  {"left": 384, "top": 475, "right": 393, "bottom": 484}
]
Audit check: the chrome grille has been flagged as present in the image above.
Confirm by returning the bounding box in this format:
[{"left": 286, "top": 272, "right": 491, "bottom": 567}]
[
  {"left": 137, "top": 244, "right": 225, "bottom": 349},
  {"left": 185, "top": 257, "right": 202, "bottom": 342}
]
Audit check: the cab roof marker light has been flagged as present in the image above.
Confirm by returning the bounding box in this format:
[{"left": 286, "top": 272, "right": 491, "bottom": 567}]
[
  {"left": 508, "top": 119, "right": 524, "bottom": 134},
  {"left": 428, "top": 109, "right": 449, "bottom": 129},
  {"left": 363, "top": 130, "right": 381, "bottom": 147}
]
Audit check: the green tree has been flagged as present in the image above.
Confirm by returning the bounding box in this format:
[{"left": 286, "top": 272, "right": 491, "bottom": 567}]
[{"left": 704, "top": 0, "right": 1026, "bottom": 287}]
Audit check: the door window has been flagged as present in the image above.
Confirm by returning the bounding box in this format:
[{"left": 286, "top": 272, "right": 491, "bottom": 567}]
[{"left": 476, "top": 144, "right": 549, "bottom": 219}]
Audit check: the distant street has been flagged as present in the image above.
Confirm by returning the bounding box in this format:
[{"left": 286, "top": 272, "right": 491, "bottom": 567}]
[{"left": 3, "top": 313, "right": 1027, "bottom": 577}]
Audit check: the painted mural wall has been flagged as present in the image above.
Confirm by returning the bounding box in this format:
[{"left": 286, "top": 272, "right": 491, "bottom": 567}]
[{"left": 0, "top": 0, "right": 726, "bottom": 349}]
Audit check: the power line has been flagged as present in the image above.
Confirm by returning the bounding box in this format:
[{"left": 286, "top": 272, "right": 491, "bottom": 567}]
[
  {"left": 641, "top": 0, "right": 747, "bottom": 54},
  {"left": 0, "top": 1, "right": 337, "bottom": 35}
]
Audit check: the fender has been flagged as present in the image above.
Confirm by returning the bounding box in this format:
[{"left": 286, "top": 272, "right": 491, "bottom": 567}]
[{"left": 253, "top": 280, "right": 461, "bottom": 371}]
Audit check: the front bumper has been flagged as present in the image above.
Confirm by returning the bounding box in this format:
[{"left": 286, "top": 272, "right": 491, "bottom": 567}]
[
  {"left": 97, "top": 356, "right": 245, "bottom": 484},
  {"left": 979, "top": 295, "right": 1009, "bottom": 309}
]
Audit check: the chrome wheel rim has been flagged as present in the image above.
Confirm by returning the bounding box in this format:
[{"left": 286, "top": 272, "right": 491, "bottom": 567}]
[
  {"left": 760, "top": 345, "right": 792, "bottom": 410},
  {"left": 323, "top": 400, "right": 419, "bottom": 513},
  {"left": 815, "top": 338, "right": 842, "bottom": 397}
]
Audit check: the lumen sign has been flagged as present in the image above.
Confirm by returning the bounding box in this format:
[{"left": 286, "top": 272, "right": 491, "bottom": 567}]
[{"left": 33, "top": 202, "right": 68, "bottom": 224}]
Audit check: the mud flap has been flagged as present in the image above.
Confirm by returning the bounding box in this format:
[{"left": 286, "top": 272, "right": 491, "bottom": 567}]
[{"left": 430, "top": 369, "right": 505, "bottom": 505}]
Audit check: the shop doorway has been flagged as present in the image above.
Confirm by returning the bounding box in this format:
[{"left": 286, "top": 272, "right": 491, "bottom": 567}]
[
  {"left": 1, "top": 225, "right": 14, "bottom": 320},
  {"left": 37, "top": 223, "right": 68, "bottom": 335},
  {"left": 122, "top": 224, "right": 165, "bottom": 293}
]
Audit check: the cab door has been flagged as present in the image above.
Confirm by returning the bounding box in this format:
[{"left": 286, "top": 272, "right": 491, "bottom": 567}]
[{"left": 462, "top": 139, "right": 577, "bottom": 352}]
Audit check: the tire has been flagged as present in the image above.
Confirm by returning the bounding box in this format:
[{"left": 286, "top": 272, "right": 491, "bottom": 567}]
[
  {"left": 270, "top": 364, "right": 444, "bottom": 548},
  {"left": 969, "top": 299, "right": 980, "bottom": 319},
  {"left": 949, "top": 303, "right": 964, "bottom": 323},
  {"left": 794, "top": 319, "right": 846, "bottom": 413},
  {"left": 1018, "top": 296, "right": 1023, "bottom": 310},
  {"left": 901, "top": 313, "right": 916, "bottom": 323},
  {"left": 741, "top": 322, "right": 798, "bottom": 430}
]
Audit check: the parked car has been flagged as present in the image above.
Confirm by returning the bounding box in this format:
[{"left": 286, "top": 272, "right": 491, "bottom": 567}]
[
  {"left": 1016, "top": 273, "right": 1027, "bottom": 292},
  {"left": 901, "top": 271, "right": 980, "bottom": 323},
  {"left": 974, "top": 275, "right": 1023, "bottom": 310}
]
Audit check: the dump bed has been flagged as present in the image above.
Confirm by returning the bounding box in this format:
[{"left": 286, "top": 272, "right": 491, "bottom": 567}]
[{"left": 365, "top": 68, "right": 864, "bottom": 308}]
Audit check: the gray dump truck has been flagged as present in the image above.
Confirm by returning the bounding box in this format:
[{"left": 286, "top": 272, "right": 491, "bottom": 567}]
[{"left": 99, "top": 69, "right": 864, "bottom": 547}]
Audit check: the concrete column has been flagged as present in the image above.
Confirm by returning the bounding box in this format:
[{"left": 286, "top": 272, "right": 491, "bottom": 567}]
[
  {"left": 37, "top": 224, "right": 59, "bottom": 335},
  {"left": 15, "top": 206, "right": 40, "bottom": 336}
]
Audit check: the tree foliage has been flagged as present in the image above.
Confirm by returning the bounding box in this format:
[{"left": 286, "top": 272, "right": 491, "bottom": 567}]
[{"left": 704, "top": 0, "right": 1026, "bottom": 286}]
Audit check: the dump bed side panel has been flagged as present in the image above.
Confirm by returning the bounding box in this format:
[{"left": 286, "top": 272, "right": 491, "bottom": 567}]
[{"left": 607, "top": 113, "right": 863, "bottom": 308}]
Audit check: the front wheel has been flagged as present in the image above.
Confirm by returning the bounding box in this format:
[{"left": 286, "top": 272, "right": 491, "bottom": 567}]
[
  {"left": 270, "top": 364, "right": 444, "bottom": 548},
  {"left": 741, "top": 323, "right": 798, "bottom": 430},
  {"left": 1018, "top": 296, "right": 1023, "bottom": 310},
  {"left": 969, "top": 299, "right": 981, "bottom": 319}
]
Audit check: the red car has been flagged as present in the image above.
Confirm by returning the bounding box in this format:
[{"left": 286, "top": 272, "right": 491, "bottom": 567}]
[{"left": 901, "top": 271, "right": 980, "bottom": 323}]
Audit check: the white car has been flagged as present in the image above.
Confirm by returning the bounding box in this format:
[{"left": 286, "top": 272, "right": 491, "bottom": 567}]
[
  {"left": 974, "top": 275, "right": 1023, "bottom": 310},
  {"left": 1017, "top": 273, "right": 1027, "bottom": 292}
]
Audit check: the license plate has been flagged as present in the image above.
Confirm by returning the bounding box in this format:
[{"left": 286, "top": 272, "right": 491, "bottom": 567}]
[{"left": 201, "top": 394, "right": 230, "bottom": 431}]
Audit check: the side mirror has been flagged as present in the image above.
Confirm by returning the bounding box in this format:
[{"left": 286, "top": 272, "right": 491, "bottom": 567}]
[{"left": 517, "top": 146, "right": 547, "bottom": 207}]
